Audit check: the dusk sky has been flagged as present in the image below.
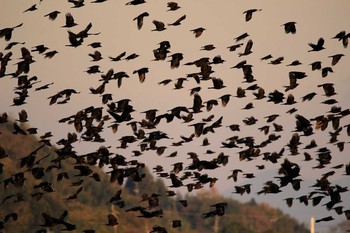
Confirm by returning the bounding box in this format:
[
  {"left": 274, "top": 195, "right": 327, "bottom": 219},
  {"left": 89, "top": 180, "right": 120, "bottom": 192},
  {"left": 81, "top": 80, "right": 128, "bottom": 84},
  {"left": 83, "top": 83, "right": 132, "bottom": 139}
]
[{"left": 1, "top": 1, "right": 350, "bottom": 232}]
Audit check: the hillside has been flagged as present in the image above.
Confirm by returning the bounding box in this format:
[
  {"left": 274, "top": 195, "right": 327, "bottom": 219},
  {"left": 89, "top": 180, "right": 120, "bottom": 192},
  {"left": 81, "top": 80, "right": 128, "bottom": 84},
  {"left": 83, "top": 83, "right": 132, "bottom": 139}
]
[{"left": 0, "top": 120, "right": 309, "bottom": 233}]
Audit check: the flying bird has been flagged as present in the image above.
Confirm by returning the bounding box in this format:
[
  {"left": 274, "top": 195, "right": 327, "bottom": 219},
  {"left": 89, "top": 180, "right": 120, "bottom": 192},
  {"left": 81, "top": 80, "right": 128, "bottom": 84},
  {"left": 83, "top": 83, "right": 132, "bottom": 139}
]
[
  {"left": 168, "top": 15, "right": 186, "bottom": 26},
  {"left": 62, "top": 13, "right": 78, "bottom": 27},
  {"left": 167, "top": 2, "right": 180, "bottom": 11},
  {"left": 308, "top": 37, "right": 325, "bottom": 52},
  {"left": 243, "top": 9, "right": 262, "bottom": 22},
  {"left": 0, "top": 23, "right": 23, "bottom": 41},
  {"left": 152, "top": 20, "right": 166, "bottom": 31},
  {"left": 191, "top": 27, "right": 205, "bottom": 38},
  {"left": 239, "top": 39, "right": 253, "bottom": 56},
  {"left": 44, "top": 11, "right": 61, "bottom": 20},
  {"left": 282, "top": 22, "right": 296, "bottom": 34},
  {"left": 133, "top": 12, "right": 149, "bottom": 30}
]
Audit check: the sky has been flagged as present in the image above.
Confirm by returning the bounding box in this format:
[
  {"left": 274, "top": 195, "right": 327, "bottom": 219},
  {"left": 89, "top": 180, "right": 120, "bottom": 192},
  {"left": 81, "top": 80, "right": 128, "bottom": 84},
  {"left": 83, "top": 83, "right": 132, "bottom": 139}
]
[{"left": 1, "top": 0, "right": 350, "bottom": 232}]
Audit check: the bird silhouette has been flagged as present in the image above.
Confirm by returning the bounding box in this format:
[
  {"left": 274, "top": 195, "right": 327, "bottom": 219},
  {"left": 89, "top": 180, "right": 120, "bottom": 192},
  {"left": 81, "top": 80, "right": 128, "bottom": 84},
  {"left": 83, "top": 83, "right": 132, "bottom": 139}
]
[
  {"left": 282, "top": 22, "right": 296, "bottom": 34},
  {"left": 44, "top": 11, "right": 61, "bottom": 20},
  {"left": 133, "top": 12, "right": 149, "bottom": 30},
  {"left": 168, "top": 15, "right": 186, "bottom": 26},
  {"left": 152, "top": 20, "right": 166, "bottom": 31},
  {"left": 191, "top": 27, "right": 205, "bottom": 38},
  {"left": 167, "top": 2, "right": 180, "bottom": 11},
  {"left": 0, "top": 23, "right": 23, "bottom": 41},
  {"left": 243, "top": 9, "right": 262, "bottom": 21},
  {"left": 63, "top": 13, "right": 78, "bottom": 27},
  {"left": 308, "top": 37, "right": 325, "bottom": 51}
]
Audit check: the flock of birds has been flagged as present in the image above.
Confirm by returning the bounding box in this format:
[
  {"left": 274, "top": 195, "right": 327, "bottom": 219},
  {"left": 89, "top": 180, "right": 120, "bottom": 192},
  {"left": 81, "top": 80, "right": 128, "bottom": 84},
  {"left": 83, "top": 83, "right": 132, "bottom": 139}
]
[{"left": 1, "top": 0, "right": 350, "bottom": 232}]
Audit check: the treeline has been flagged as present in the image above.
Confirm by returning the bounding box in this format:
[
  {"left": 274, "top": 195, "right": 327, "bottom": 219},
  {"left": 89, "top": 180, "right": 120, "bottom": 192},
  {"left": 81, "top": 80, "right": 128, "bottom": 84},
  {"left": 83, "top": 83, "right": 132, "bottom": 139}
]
[{"left": 0, "top": 121, "right": 308, "bottom": 233}]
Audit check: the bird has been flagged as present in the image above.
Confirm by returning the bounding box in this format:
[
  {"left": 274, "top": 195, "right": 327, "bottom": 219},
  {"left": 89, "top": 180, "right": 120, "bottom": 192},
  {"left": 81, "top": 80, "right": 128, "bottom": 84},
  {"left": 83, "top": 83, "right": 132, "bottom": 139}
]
[
  {"left": 167, "top": 2, "right": 180, "bottom": 11},
  {"left": 106, "top": 214, "right": 118, "bottom": 226},
  {"left": 209, "top": 77, "right": 225, "bottom": 89},
  {"left": 152, "top": 20, "right": 166, "bottom": 31},
  {"left": 287, "top": 60, "right": 302, "bottom": 66},
  {"left": 31, "top": 44, "right": 49, "bottom": 54},
  {"left": 201, "top": 44, "right": 215, "bottom": 51},
  {"left": 133, "top": 12, "right": 149, "bottom": 30},
  {"left": 318, "top": 83, "right": 336, "bottom": 96},
  {"left": 243, "top": 9, "right": 262, "bottom": 22},
  {"left": 329, "top": 54, "right": 344, "bottom": 66},
  {"left": 133, "top": 67, "right": 149, "bottom": 83},
  {"left": 169, "top": 53, "right": 183, "bottom": 68},
  {"left": 202, "top": 203, "right": 227, "bottom": 218},
  {"left": 66, "top": 31, "right": 83, "bottom": 47},
  {"left": 191, "top": 27, "right": 205, "bottom": 38},
  {"left": 308, "top": 37, "right": 325, "bottom": 51},
  {"left": 269, "top": 56, "right": 284, "bottom": 65},
  {"left": 282, "top": 22, "right": 296, "bottom": 34},
  {"left": 89, "top": 51, "right": 103, "bottom": 61},
  {"left": 301, "top": 92, "right": 317, "bottom": 102},
  {"left": 44, "top": 11, "right": 61, "bottom": 20},
  {"left": 321, "top": 67, "right": 333, "bottom": 77},
  {"left": 172, "top": 220, "right": 181, "bottom": 228},
  {"left": 168, "top": 15, "right": 186, "bottom": 26},
  {"left": 4, "top": 41, "right": 25, "bottom": 50},
  {"left": 126, "top": 0, "right": 145, "bottom": 5},
  {"left": 0, "top": 23, "right": 23, "bottom": 41},
  {"left": 234, "top": 32, "right": 249, "bottom": 42},
  {"left": 310, "top": 61, "right": 322, "bottom": 70},
  {"left": 62, "top": 13, "right": 78, "bottom": 27},
  {"left": 227, "top": 43, "right": 243, "bottom": 51},
  {"left": 23, "top": 4, "right": 37, "bottom": 13},
  {"left": 125, "top": 53, "right": 139, "bottom": 61},
  {"left": 43, "top": 50, "right": 58, "bottom": 59},
  {"left": 68, "top": 0, "right": 85, "bottom": 8},
  {"left": 88, "top": 42, "right": 101, "bottom": 48},
  {"left": 239, "top": 39, "right": 253, "bottom": 56},
  {"left": 315, "top": 216, "right": 334, "bottom": 223},
  {"left": 109, "top": 51, "right": 126, "bottom": 62}
]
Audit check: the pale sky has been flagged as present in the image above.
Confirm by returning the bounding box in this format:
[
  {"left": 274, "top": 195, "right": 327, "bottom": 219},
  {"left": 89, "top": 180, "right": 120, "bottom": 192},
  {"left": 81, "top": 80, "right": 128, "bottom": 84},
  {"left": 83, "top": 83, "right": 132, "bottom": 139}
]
[{"left": 1, "top": 0, "right": 350, "bottom": 231}]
